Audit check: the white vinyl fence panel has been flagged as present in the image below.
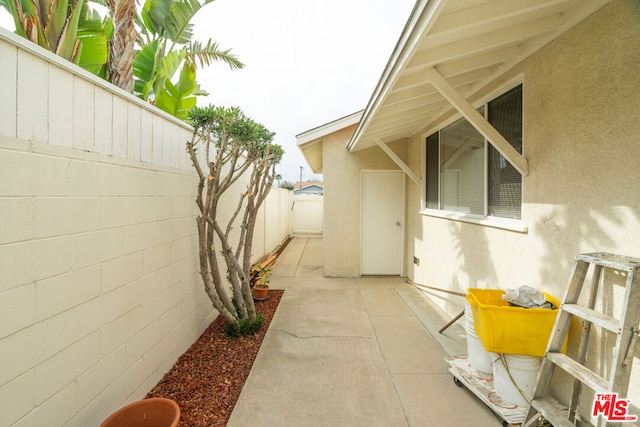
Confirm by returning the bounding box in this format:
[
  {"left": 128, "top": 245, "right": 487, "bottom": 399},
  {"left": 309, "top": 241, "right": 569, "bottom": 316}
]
[{"left": 291, "top": 194, "right": 323, "bottom": 235}]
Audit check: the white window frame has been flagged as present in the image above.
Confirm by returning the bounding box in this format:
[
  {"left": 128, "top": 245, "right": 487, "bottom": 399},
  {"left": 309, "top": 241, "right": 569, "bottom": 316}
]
[{"left": 420, "top": 79, "right": 527, "bottom": 233}]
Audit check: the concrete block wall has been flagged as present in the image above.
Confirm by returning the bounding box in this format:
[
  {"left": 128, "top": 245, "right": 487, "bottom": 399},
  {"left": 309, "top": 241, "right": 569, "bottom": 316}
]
[{"left": 0, "top": 28, "right": 290, "bottom": 426}]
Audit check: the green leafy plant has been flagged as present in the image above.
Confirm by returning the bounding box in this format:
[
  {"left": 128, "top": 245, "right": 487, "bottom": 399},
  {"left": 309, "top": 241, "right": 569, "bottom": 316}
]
[
  {"left": 187, "top": 105, "right": 283, "bottom": 336},
  {"left": 1, "top": 0, "right": 109, "bottom": 74},
  {"left": 134, "top": 0, "right": 243, "bottom": 119},
  {"left": 255, "top": 265, "right": 271, "bottom": 287},
  {"left": 224, "top": 313, "right": 263, "bottom": 338}
]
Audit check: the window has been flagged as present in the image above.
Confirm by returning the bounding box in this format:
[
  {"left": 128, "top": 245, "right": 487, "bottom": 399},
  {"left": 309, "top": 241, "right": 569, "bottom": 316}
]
[{"left": 424, "top": 85, "right": 522, "bottom": 220}]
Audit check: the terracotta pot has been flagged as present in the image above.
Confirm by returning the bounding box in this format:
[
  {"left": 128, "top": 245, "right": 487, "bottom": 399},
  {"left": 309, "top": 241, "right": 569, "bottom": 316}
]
[
  {"left": 253, "top": 284, "right": 269, "bottom": 300},
  {"left": 100, "top": 398, "right": 180, "bottom": 427}
]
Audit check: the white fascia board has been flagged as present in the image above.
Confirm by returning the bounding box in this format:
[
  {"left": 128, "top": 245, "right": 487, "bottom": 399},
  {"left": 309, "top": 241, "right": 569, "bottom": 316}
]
[
  {"left": 296, "top": 111, "right": 363, "bottom": 146},
  {"left": 347, "top": 0, "right": 448, "bottom": 152}
]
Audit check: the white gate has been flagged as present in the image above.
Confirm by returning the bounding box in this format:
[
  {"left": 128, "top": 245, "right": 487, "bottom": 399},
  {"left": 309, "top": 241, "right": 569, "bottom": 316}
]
[{"left": 291, "top": 194, "right": 323, "bottom": 235}]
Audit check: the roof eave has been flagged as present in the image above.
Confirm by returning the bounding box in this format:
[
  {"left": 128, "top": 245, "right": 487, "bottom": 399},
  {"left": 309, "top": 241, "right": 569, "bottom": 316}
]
[{"left": 347, "top": 0, "right": 447, "bottom": 152}]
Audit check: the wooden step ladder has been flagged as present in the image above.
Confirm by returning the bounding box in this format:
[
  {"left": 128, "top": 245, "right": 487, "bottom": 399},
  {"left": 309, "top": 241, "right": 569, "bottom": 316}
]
[{"left": 523, "top": 253, "right": 640, "bottom": 427}]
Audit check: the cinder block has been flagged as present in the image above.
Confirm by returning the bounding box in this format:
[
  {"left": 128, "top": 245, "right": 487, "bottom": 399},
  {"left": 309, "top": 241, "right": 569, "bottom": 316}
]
[
  {"left": 11, "top": 381, "right": 75, "bottom": 427},
  {"left": 0, "top": 150, "right": 69, "bottom": 197},
  {"left": 101, "top": 251, "right": 143, "bottom": 293},
  {"left": 65, "top": 394, "right": 102, "bottom": 427},
  {"left": 122, "top": 222, "right": 164, "bottom": 254},
  {"left": 48, "top": 66, "right": 74, "bottom": 148},
  {"left": 0, "top": 284, "right": 35, "bottom": 339},
  {"left": 142, "top": 242, "right": 172, "bottom": 276},
  {"left": 156, "top": 171, "right": 194, "bottom": 197},
  {"left": 34, "top": 331, "right": 99, "bottom": 404},
  {"left": 0, "top": 197, "right": 33, "bottom": 244},
  {"left": 0, "top": 310, "right": 75, "bottom": 386},
  {"left": 74, "top": 288, "right": 125, "bottom": 340},
  {"left": 0, "top": 370, "right": 34, "bottom": 426},
  {"left": 36, "top": 264, "right": 101, "bottom": 321},
  {"left": 17, "top": 50, "right": 48, "bottom": 143},
  {"left": 170, "top": 195, "right": 194, "bottom": 219},
  {"left": 99, "top": 307, "right": 143, "bottom": 358},
  {"left": 0, "top": 236, "right": 71, "bottom": 292},
  {"left": 68, "top": 159, "right": 105, "bottom": 197},
  {"left": 157, "top": 300, "right": 184, "bottom": 337},
  {"left": 75, "top": 345, "right": 126, "bottom": 411},
  {"left": 34, "top": 197, "right": 101, "bottom": 238},
  {"left": 141, "top": 334, "right": 172, "bottom": 379},
  {"left": 171, "top": 235, "right": 196, "bottom": 262},
  {"left": 100, "top": 359, "right": 143, "bottom": 412},
  {"left": 125, "top": 321, "right": 160, "bottom": 368},
  {"left": 121, "top": 167, "right": 157, "bottom": 197},
  {"left": 100, "top": 197, "right": 142, "bottom": 229},
  {"left": 142, "top": 196, "right": 172, "bottom": 223},
  {"left": 141, "top": 285, "right": 177, "bottom": 326},
  {"left": 70, "top": 228, "right": 122, "bottom": 270},
  {"left": 125, "top": 272, "right": 157, "bottom": 312}
]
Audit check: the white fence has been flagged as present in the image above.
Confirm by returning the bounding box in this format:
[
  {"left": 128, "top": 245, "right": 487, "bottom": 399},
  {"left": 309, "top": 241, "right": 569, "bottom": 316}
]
[
  {"left": 291, "top": 194, "right": 323, "bottom": 235},
  {"left": 0, "top": 27, "right": 290, "bottom": 427}
]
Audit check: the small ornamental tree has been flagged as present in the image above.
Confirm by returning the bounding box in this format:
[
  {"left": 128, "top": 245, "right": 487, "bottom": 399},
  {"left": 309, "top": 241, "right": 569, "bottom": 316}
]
[{"left": 186, "top": 105, "right": 283, "bottom": 335}]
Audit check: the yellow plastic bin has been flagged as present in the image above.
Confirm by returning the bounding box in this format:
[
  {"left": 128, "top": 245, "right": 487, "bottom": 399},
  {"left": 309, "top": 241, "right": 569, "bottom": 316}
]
[{"left": 466, "top": 288, "right": 567, "bottom": 357}]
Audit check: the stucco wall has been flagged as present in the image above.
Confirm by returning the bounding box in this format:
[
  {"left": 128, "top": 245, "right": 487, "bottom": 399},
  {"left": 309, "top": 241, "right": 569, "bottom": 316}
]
[
  {"left": 322, "top": 124, "right": 406, "bottom": 276},
  {"left": 0, "top": 28, "right": 291, "bottom": 426},
  {"left": 408, "top": 0, "right": 640, "bottom": 309},
  {"left": 405, "top": 0, "right": 640, "bottom": 409}
]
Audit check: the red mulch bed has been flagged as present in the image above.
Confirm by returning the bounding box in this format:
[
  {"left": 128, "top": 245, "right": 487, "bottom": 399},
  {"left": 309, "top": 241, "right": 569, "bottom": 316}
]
[{"left": 146, "top": 290, "right": 283, "bottom": 426}]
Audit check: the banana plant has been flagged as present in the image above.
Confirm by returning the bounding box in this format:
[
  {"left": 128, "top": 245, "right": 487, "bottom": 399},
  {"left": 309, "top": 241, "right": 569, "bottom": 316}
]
[
  {"left": 133, "top": 0, "right": 243, "bottom": 116},
  {"left": 0, "top": 0, "right": 108, "bottom": 74},
  {"left": 154, "top": 58, "right": 199, "bottom": 120}
]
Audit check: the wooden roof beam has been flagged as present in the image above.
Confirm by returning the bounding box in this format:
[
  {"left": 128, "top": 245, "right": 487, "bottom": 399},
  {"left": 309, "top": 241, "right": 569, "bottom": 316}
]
[
  {"left": 422, "top": 67, "right": 529, "bottom": 176},
  {"left": 374, "top": 139, "right": 422, "bottom": 186}
]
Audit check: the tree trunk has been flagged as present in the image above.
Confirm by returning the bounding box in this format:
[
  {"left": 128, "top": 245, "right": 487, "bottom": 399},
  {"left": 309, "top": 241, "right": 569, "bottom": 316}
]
[{"left": 107, "top": 0, "right": 136, "bottom": 92}]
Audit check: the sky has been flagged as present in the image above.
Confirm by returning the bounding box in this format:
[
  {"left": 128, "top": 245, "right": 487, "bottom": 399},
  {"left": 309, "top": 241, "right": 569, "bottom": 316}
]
[{"left": 0, "top": 0, "right": 416, "bottom": 184}]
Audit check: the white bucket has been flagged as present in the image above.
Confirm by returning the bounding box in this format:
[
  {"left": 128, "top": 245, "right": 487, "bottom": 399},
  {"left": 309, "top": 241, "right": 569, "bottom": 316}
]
[
  {"left": 492, "top": 354, "right": 542, "bottom": 407},
  {"left": 465, "top": 303, "right": 493, "bottom": 374}
]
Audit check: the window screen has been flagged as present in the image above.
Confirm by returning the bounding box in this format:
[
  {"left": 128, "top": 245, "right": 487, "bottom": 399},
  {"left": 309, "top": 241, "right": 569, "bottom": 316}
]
[
  {"left": 439, "top": 108, "right": 485, "bottom": 215},
  {"left": 425, "top": 133, "right": 439, "bottom": 209},
  {"left": 488, "top": 85, "right": 522, "bottom": 219}
]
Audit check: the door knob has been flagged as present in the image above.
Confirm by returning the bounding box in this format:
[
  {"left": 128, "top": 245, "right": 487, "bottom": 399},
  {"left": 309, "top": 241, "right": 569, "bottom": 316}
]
[{"left": 396, "top": 221, "right": 401, "bottom": 226}]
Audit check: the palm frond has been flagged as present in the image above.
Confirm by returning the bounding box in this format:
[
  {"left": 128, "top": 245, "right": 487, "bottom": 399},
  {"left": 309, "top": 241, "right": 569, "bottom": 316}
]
[{"left": 186, "top": 39, "right": 244, "bottom": 70}]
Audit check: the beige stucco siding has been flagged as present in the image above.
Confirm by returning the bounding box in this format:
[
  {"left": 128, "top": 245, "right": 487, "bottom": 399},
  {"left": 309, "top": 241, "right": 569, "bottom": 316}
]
[
  {"left": 315, "top": 0, "right": 639, "bottom": 415},
  {"left": 322, "top": 124, "right": 407, "bottom": 276},
  {"left": 405, "top": 0, "right": 640, "bottom": 407},
  {"left": 408, "top": 0, "right": 640, "bottom": 309}
]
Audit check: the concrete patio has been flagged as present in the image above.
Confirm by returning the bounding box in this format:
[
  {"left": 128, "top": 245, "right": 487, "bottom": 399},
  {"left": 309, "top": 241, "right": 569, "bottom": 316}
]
[{"left": 227, "top": 237, "right": 502, "bottom": 426}]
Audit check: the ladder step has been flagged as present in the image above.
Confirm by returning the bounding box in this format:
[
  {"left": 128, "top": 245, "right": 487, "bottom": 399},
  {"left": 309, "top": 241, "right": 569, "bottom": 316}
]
[
  {"left": 576, "top": 252, "right": 640, "bottom": 272},
  {"left": 562, "top": 303, "right": 620, "bottom": 333},
  {"left": 547, "top": 352, "right": 608, "bottom": 392},
  {"left": 530, "top": 396, "right": 573, "bottom": 427}
]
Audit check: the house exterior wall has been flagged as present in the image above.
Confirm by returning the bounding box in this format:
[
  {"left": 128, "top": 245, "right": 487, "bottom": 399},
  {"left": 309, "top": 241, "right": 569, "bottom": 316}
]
[
  {"left": 407, "top": 0, "right": 640, "bottom": 313},
  {"left": 322, "top": 124, "right": 406, "bottom": 276},
  {"left": 0, "top": 28, "right": 290, "bottom": 426},
  {"left": 405, "top": 0, "right": 640, "bottom": 408}
]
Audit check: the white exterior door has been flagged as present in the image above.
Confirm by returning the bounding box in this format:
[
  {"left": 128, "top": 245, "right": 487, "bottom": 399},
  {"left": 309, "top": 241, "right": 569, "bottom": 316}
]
[{"left": 361, "top": 171, "right": 404, "bottom": 275}]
